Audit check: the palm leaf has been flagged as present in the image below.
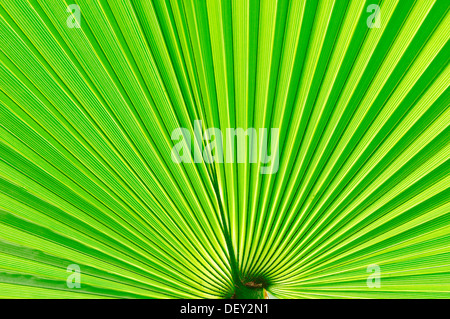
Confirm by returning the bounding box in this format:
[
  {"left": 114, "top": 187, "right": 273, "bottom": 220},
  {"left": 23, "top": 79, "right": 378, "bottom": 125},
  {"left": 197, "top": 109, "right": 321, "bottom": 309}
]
[{"left": 0, "top": 0, "right": 449, "bottom": 299}]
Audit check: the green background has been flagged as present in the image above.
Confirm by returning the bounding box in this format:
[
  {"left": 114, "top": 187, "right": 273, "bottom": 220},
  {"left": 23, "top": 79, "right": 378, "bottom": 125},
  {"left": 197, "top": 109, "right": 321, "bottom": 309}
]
[{"left": 0, "top": 0, "right": 449, "bottom": 298}]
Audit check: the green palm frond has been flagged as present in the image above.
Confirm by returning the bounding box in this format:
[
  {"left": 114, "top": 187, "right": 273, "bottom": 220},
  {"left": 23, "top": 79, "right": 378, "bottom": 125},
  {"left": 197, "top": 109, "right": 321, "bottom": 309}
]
[{"left": 0, "top": 0, "right": 449, "bottom": 299}]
